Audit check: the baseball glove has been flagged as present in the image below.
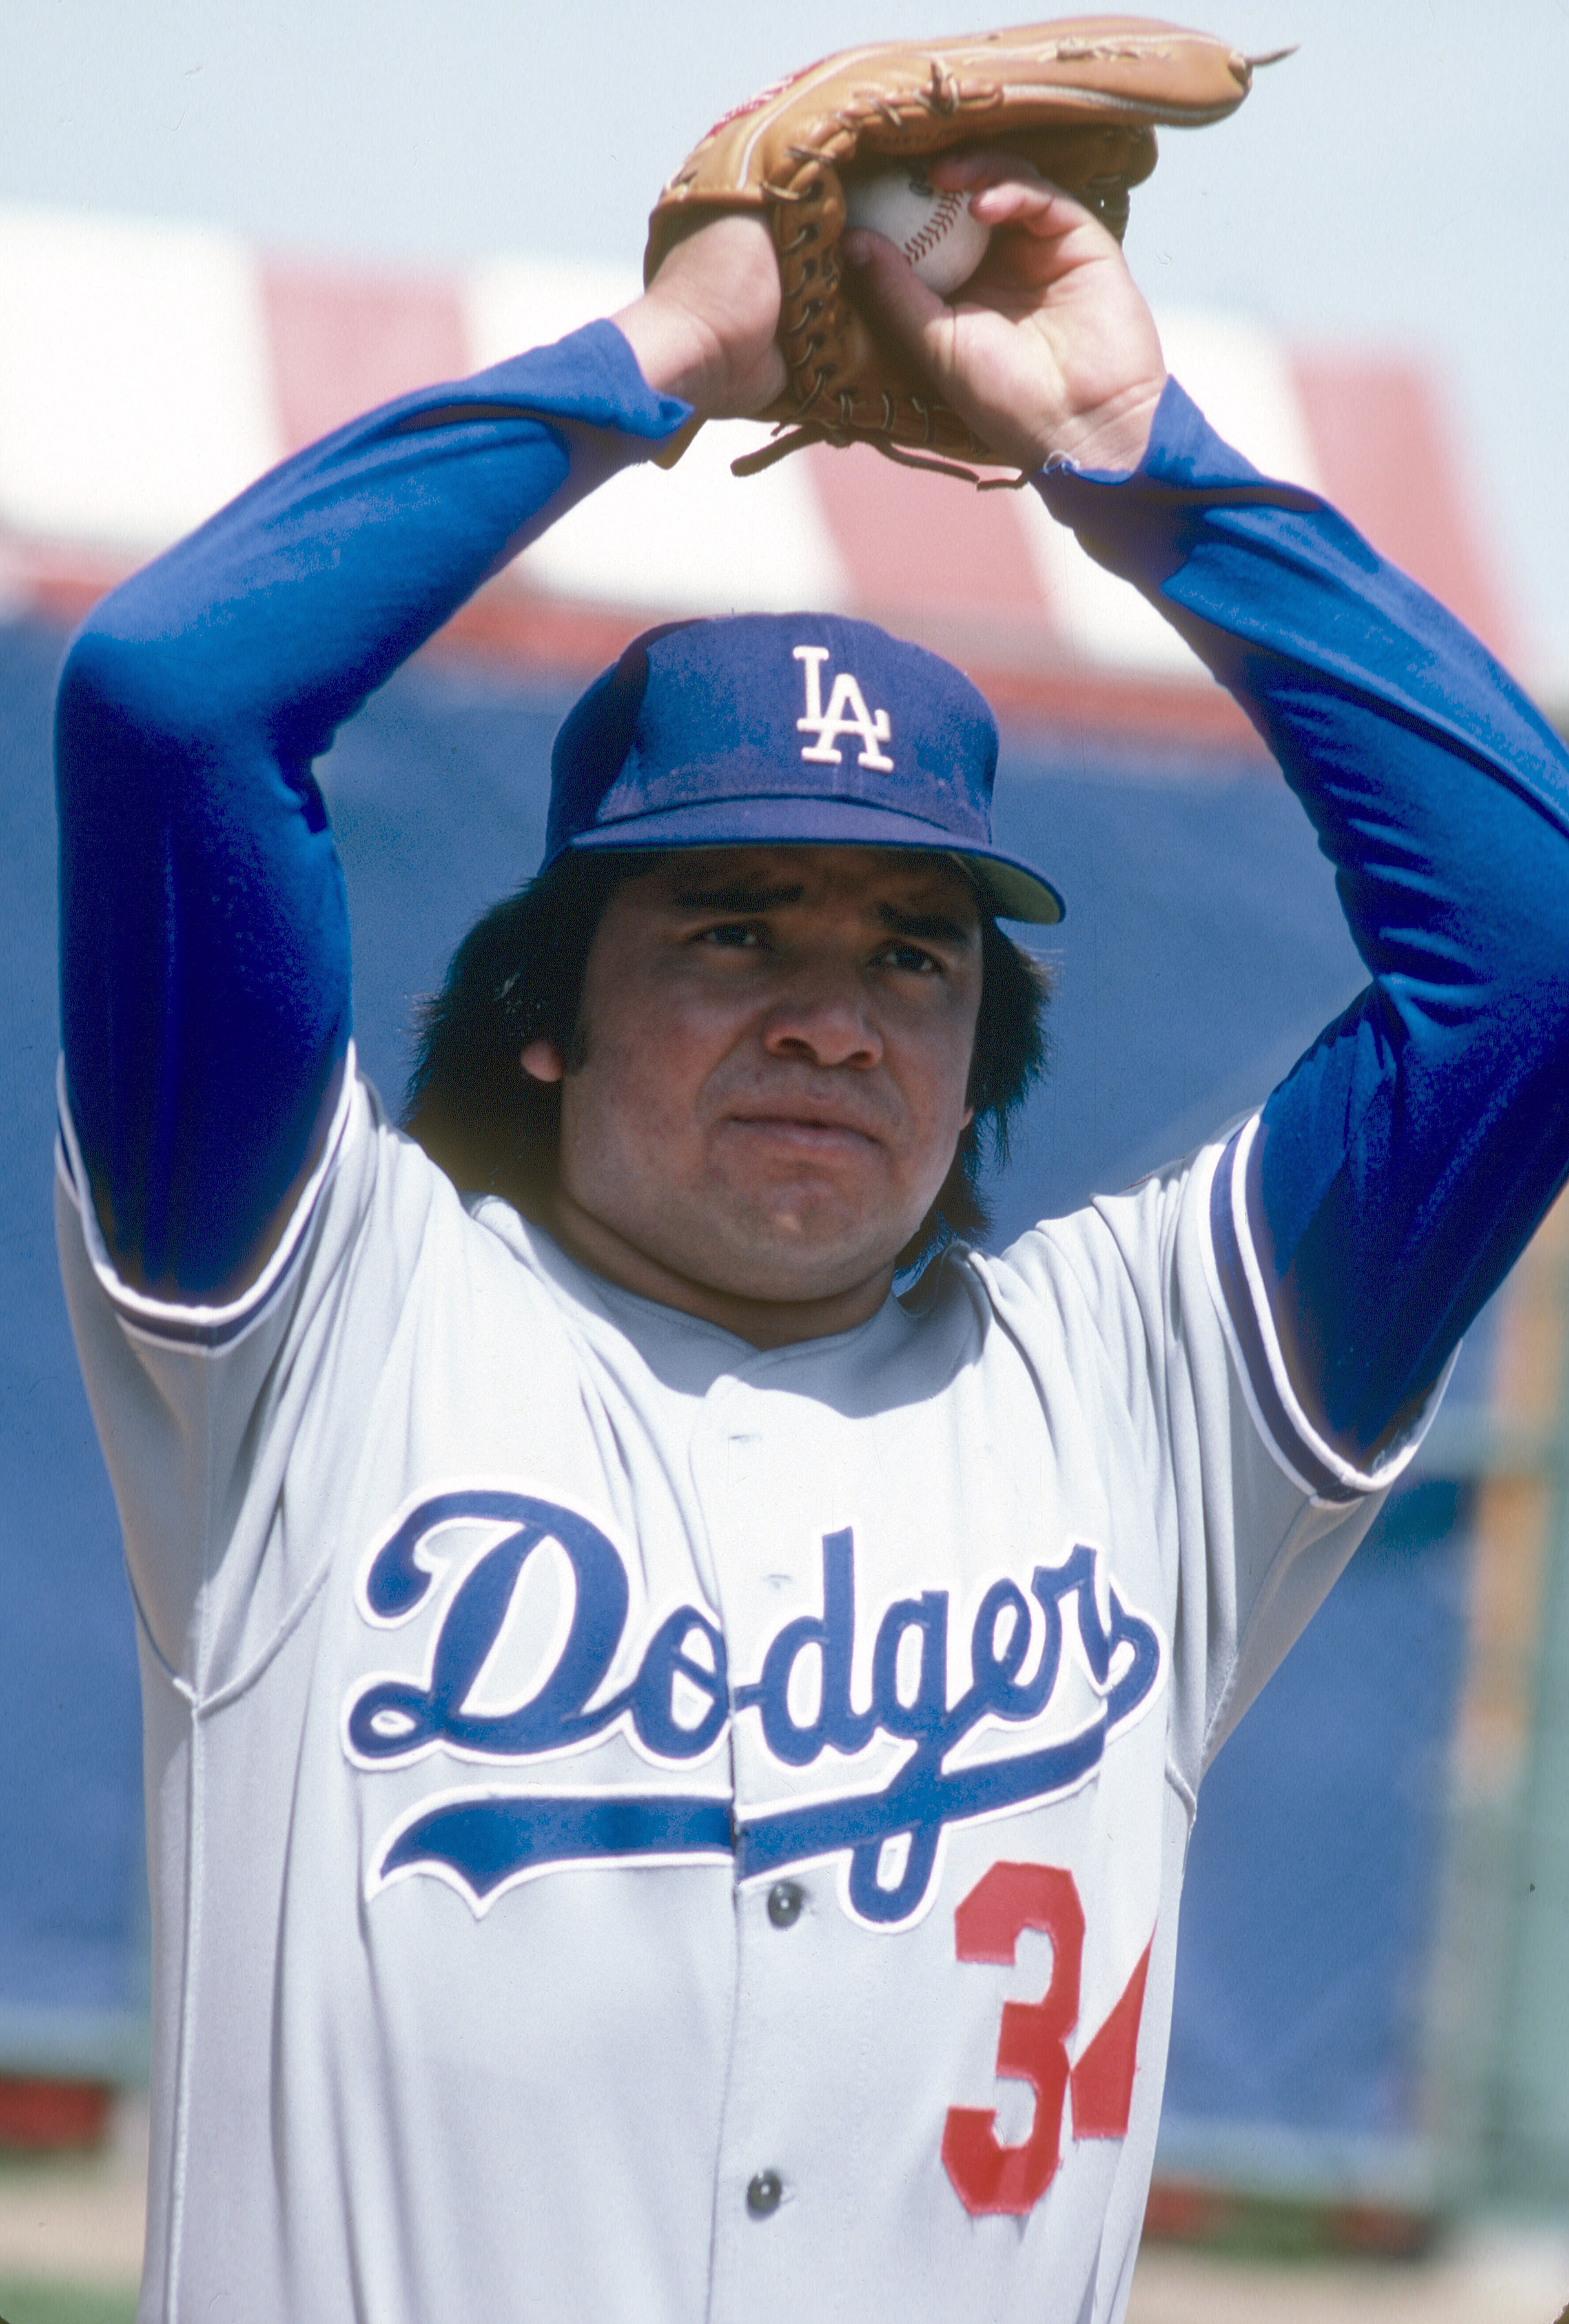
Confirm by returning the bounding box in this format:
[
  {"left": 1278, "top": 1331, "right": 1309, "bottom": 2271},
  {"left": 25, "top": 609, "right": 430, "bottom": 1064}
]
[{"left": 645, "top": 17, "right": 1264, "bottom": 483}]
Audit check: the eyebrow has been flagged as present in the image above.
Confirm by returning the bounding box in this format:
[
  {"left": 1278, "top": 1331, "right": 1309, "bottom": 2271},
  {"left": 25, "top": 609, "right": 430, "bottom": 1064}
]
[
  {"left": 670, "top": 881, "right": 806, "bottom": 912},
  {"left": 668, "top": 882, "right": 976, "bottom": 943},
  {"left": 876, "top": 903, "right": 976, "bottom": 945}
]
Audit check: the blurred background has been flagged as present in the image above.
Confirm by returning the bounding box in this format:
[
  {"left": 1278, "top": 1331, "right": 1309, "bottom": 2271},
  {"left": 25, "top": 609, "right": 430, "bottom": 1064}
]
[{"left": 1, "top": 4, "right": 1568, "bottom": 2319}]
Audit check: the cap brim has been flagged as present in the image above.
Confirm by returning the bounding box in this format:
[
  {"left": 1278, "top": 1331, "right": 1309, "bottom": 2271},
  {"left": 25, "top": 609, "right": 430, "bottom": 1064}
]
[{"left": 555, "top": 795, "right": 1064, "bottom": 925}]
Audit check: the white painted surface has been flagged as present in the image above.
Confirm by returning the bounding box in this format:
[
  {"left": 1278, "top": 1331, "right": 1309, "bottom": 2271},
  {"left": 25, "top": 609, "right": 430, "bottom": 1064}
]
[
  {"left": 1155, "top": 309, "right": 1326, "bottom": 493},
  {"left": 462, "top": 252, "right": 642, "bottom": 371},
  {"left": 517, "top": 417, "right": 849, "bottom": 615},
  {"left": 1014, "top": 309, "right": 1326, "bottom": 676},
  {"left": 1021, "top": 503, "right": 1204, "bottom": 678},
  {"left": 0, "top": 205, "right": 282, "bottom": 546},
  {"left": 464, "top": 253, "right": 850, "bottom": 616}
]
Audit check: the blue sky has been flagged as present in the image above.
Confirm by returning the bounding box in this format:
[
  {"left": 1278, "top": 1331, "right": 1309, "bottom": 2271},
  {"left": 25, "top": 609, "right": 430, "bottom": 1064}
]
[{"left": 5, "top": 1, "right": 1568, "bottom": 692}]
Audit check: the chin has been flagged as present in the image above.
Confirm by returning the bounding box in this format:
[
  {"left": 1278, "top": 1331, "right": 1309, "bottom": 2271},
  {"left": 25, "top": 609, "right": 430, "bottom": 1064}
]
[{"left": 702, "top": 1200, "right": 914, "bottom": 1302}]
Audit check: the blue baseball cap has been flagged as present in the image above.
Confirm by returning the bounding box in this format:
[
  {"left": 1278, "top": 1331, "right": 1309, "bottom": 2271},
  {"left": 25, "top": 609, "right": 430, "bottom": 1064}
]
[{"left": 543, "top": 612, "right": 1064, "bottom": 924}]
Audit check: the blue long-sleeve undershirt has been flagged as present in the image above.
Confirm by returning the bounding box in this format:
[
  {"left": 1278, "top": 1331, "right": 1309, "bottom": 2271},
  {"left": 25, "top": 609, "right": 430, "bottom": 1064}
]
[
  {"left": 55, "top": 331, "right": 1569, "bottom": 1465},
  {"left": 55, "top": 321, "right": 689, "bottom": 1292},
  {"left": 1038, "top": 382, "right": 1569, "bottom": 1451}
]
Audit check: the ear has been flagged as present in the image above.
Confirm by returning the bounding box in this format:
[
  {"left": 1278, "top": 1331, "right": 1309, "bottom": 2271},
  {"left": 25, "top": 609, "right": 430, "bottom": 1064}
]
[{"left": 520, "top": 1039, "right": 566, "bottom": 1084}]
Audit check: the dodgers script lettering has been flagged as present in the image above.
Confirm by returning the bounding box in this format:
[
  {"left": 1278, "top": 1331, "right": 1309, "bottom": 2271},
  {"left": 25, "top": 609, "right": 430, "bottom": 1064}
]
[{"left": 344, "top": 1491, "right": 1165, "bottom": 1927}]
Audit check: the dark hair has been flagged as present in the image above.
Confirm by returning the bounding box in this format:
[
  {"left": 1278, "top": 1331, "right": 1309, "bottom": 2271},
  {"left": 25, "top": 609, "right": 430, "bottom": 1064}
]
[{"left": 403, "top": 851, "right": 1049, "bottom": 1267}]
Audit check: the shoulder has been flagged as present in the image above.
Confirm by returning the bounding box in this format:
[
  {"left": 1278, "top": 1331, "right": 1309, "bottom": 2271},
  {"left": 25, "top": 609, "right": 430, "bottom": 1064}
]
[
  {"left": 56, "top": 1056, "right": 562, "bottom": 1365},
  {"left": 976, "top": 1139, "right": 1225, "bottom": 1345}
]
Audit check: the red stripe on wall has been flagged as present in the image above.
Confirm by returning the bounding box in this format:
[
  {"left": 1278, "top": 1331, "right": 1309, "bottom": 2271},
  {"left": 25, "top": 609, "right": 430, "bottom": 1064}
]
[
  {"left": 261, "top": 263, "right": 468, "bottom": 454},
  {"left": 1293, "top": 356, "right": 1518, "bottom": 667},
  {"left": 430, "top": 575, "right": 1266, "bottom": 759},
  {"left": 0, "top": 2077, "right": 112, "bottom": 2150},
  {"left": 805, "top": 439, "right": 1055, "bottom": 657},
  {"left": 1, "top": 537, "right": 1270, "bottom": 758}
]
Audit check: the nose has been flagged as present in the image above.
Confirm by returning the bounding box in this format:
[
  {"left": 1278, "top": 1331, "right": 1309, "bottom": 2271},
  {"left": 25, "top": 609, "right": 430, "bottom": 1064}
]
[{"left": 759, "top": 962, "right": 883, "bottom": 1071}]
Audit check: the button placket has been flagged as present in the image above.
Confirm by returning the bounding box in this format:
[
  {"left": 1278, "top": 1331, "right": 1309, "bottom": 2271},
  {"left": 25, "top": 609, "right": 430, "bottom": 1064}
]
[{"left": 697, "top": 1371, "right": 830, "bottom": 2296}]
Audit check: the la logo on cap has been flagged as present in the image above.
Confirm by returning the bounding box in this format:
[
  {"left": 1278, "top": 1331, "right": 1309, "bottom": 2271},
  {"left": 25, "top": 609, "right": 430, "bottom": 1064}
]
[{"left": 794, "top": 645, "right": 894, "bottom": 771}]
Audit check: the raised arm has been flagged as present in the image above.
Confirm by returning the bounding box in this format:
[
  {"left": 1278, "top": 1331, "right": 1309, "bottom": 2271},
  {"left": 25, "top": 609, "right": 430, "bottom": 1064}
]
[
  {"left": 54, "top": 218, "right": 784, "bottom": 1301},
  {"left": 852, "top": 159, "right": 1569, "bottom": 1466},
  {"left": 1038, "top": 388, "right": 1569, "bottom": 1467}
]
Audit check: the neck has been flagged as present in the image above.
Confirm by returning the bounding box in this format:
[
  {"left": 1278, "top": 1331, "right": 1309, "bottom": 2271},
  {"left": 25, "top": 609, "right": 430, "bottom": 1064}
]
[{"left": 535, "top": 1188, "right": 896, "bottom": 1349}]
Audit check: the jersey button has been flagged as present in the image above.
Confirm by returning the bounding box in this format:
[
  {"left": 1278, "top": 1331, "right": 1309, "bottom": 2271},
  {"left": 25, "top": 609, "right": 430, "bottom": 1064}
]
[
  {"left": 746, "top": 2170, "right": 783, "bottom": 2218},
  {"left": 766, "top": 1881, "right": 805, "bottom": 1928}
]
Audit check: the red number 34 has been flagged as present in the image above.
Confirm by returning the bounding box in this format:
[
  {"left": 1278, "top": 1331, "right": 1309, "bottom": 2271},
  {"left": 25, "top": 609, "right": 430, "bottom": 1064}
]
[{"left": 941, "top": 1862, "right": 1153, "bottom": 2218}]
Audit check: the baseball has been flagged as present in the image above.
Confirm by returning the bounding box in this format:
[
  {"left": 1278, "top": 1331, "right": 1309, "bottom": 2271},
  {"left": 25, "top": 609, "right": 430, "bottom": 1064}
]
[{"left": 843, "top": 166, "right": 992, "bottom": 298}]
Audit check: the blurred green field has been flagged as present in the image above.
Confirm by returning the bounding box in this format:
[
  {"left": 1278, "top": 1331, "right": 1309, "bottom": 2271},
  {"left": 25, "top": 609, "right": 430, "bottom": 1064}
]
[{"left": 0, "top": 2281, "right": 137, "bottom": 2324}]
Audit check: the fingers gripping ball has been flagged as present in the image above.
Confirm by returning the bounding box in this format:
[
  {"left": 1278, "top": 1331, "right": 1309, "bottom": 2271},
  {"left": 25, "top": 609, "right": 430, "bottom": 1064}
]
[
  {"left": 844, "top": 168, "right": 991, "bottom": 298},
  {"left": 646, "top": 17, "right": 1260, "bottom": 478}
]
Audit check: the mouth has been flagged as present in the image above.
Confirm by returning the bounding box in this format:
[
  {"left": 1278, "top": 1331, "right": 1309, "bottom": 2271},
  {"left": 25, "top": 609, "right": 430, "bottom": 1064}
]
[{"left": 723, "top": 1106, "right": 884, "bottom": 1153}]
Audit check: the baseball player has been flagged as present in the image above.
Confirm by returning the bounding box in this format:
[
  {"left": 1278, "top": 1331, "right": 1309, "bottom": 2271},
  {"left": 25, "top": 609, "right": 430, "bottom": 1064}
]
[{"left": 53, "top": 125, "right": 1569, "bottom": 2324}]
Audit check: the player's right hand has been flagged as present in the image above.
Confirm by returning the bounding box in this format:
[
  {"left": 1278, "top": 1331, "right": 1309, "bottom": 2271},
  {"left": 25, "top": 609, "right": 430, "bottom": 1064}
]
[
  {"left": 614, "top": 213, "right": 786, "bottom": 420},
  {"left": 845, "top": 152, "right": 1168, "bottom": 476}
]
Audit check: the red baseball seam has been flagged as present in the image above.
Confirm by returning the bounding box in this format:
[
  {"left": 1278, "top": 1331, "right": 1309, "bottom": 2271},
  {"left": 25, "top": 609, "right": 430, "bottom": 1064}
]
[{"left": 903, "top": 192, "right": 964, "bottom": 265}]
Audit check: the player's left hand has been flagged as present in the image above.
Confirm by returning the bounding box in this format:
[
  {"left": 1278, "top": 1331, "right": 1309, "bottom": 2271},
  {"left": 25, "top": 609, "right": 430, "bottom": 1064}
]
[
  {"left": 843, "top": 150, "right": 1167, "bottom": 476},
  {"left": 615, "top": 212, "right": 787, "bottom": 421}
]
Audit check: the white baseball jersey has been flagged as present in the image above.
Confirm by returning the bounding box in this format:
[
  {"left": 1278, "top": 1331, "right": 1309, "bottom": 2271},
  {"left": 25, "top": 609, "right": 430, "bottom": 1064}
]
[{"left": 56, "top": 1053, "right": 1434, "bottom": 2324}]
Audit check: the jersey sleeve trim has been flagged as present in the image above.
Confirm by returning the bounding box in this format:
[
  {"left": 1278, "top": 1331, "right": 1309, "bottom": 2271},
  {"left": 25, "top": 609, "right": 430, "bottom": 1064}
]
[
  {"left": 1202, "top": 1114, "right": 1448, "bottom": 1503},
  {"left": 54, "top": 1042, "right": 358, "bottom": 1352}
]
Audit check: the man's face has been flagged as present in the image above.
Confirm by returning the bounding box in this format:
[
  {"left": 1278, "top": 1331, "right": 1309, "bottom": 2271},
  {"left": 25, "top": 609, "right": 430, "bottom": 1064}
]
[{"left": 538, "top": 846, "right": 983, "bottom": 1340}]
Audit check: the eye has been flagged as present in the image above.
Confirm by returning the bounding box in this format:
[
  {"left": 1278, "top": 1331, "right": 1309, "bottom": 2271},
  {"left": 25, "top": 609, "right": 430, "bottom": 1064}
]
[
  {"left": 695, "top": 921, "right": 766, "bottom": 950},
  {"left": 876, "top": 940, "right": 942, "bottom": 975}
]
